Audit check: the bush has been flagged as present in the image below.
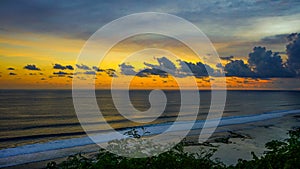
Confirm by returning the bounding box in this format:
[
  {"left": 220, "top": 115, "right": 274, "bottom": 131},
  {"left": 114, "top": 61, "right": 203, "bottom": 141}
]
[
  {"left": 231, "top": 127, "right": 300, "bottom": 169},
  {"left": 47, "top": 128, "right": 300, "bottom": 169}
]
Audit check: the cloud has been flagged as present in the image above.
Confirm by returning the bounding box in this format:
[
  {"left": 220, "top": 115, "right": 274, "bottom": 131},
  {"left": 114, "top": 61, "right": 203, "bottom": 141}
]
[
  {"left": 248, "top": 46, "right": 294, "bottom": 77},
  {"left": 24, "top": 64, "right": 40, "bottom": 71},
  {"left": 84, "top": 71, "right": 96, "bottom": 75},
  {"left": 177, "top": 60, "right": 214, "bottom": 77},
  {"left": 29, "top": 73, "right": 37, "bottom": 75},
  {"left": 53, "top": 64, "right": 66, "bottom": 70},
  {"left": 9, "top": 72, "right": 17, "bottom": 76},
  {"left": 216, "top": 63, "right": 223, "bottom": 68},
  {"left": 260, "top": 34, "right": 289, "bottom": 44},
  {"left": 105, "top": 69, "right": 117, "bottom": 77},
  {"left": 7, "top": 67, "right": 15, "bottom": 70},
  {"left": 141, "top": 56, "right": 220, "bottom": 78},
  {"left": 136, "top": 68, "right": 168, "bottom": 78},
  {"left": 53, "top": 71, "right": 72, "bottom": 76},
  {"left": 220, "top": 56, "right": 234, "bottom": 61},
  {"left": 144, "top": 56, "right": 177, "bottom": 74},
  {"left": 224, "top": 60, "right": 254, "bottom": 77},
  {"left": 119, "top": 63, "right": 136, "bottom": 75},
  {"left": 1, "top": 1, "right": 299, "bottom": 42},
  {"left": 92, "top": 66, "right": 104, "bottom": 72},
  {"left": 136, "top": 71, "right": 149, "bottom": 77},
  {"left": 66, "top": 65, "right": 74, "bottom": 70},
  {"left": 53, "top": 63, "right": 74, "bottom": 70},
  {"left": 286, "top": 33, "right": 300, "bottom": 75},
  {"left": 221, "top": 43, "right": 299, "bottom": 78},
  {"left": 53, "top": 71, "right": 68, "bottom": 75},
  {"left": 76, "top": 64, "right": 91, "bottom": 70},
  {"left": 143, "top": 57, "right": 179, "bottom": 77},
  {"left": 156, "top": 57, "right": 177, "bottom": 71}
]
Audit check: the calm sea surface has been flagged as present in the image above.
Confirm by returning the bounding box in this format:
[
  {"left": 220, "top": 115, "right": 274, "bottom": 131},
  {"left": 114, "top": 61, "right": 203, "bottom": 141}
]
[{"left": 1, "top": 90, "right": 300, "bottom": 149}]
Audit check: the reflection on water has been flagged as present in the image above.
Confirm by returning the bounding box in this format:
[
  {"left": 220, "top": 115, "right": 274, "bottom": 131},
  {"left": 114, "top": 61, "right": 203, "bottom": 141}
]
[{"left": 0, "top": 90, "right": 300, "bottom": 149}]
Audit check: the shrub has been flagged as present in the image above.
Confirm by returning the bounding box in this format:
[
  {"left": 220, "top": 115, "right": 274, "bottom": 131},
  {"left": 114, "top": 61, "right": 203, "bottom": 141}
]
[{"left": 47, "top": 127, "right": 300, "bottom": 169}]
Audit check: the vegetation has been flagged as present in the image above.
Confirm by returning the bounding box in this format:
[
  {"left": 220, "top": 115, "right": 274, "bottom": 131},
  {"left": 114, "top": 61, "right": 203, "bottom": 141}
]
[
  {"left": 230, "top": 128, "right": 300, "bottom": 169},
  {"left": 46, "top": 127, "right": 300, "bottom": 169}
]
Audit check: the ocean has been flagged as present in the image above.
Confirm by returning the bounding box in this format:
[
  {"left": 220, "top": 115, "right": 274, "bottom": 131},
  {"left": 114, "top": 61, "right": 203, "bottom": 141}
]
[{"left": 1, "top": 90, "right": 300, "bottom": 163}]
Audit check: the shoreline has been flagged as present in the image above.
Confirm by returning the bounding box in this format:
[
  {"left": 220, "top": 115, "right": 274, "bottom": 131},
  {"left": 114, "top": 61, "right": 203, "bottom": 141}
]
[
  {"left": 185, "top": 114, "right": 300, "bottom": 165},
  {"left": 1, "top": 113, "right": 300, "bottom": 168}
]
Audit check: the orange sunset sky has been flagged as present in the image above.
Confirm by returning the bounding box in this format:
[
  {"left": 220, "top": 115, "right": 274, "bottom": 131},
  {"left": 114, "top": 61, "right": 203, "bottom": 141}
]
[{"left": 0, "top": 1, "right": 300, "bottom": 90}]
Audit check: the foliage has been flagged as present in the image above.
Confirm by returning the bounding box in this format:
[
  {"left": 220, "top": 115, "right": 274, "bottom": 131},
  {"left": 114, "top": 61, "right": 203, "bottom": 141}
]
[
  {"left": 46, "top": 128, "right": 300, "bottom": 169},
  {"left": 230, "top": 127, "right": 300, "bottom": 169},
  {"left": 46, "top": 141, "right": 223, "bottom": 169},
  {"left": 123, "top": 127, "right": 150, "bottom": 138}
]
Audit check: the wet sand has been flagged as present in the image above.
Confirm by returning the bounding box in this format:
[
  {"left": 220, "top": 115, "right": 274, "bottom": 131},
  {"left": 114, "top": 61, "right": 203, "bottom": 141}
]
[
  {"left": 2, "top": 114, "right": 300, "bottom": 168},
  {"left": 185, "top": 114, "right": 300, "bottom": 165}
]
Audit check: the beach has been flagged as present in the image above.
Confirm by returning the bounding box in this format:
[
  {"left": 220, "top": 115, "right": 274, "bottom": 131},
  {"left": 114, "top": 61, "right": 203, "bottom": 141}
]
[
  {"left": 2, "top": 111, "right": 300, "bottom": 168},
  {"left": 185, "top": 113, "right": 300, "bottom": 165}
]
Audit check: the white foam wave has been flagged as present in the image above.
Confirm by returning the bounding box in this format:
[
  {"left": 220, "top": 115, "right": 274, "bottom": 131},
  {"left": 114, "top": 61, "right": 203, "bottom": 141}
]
[{"left": 1, "top": 109, "right": 300, "bottom": 167}]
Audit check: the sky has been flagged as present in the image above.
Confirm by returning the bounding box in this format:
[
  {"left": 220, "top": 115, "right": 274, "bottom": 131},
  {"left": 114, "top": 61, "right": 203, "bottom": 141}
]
[{"left": 0, "top": 0, "right": 300, "bottom": 90}]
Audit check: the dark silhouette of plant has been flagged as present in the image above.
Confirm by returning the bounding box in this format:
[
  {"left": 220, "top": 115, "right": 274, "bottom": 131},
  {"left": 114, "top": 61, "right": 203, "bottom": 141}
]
[
  {"left": 123, "top": 127, "right": 150, "bottom": 138},
  {"left": 231, "top": 127, "right": 300, "bottom": 169},
  {"left": 46, "top": 127, "right": 300, "bottom": 169}
]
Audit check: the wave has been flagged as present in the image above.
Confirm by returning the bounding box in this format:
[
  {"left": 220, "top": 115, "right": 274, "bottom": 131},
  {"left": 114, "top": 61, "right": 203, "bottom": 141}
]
[
  {"left": 2, "top": 114, "right": 185, "bottom": 140},
  {"left": 1, "top": 109, "right": 300, "bottom": 167},
  {"left": 279, "top": 103, "right": 300, "bottom": 107}
]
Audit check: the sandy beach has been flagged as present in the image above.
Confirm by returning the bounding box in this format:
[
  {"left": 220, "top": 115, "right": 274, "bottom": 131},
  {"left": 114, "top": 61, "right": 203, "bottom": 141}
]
[
  {"left": 2, "top": 112, "right": 299, "bottom": 169},
  {"left": 185, "top": 114, "right": 300, "bottom": 165}
]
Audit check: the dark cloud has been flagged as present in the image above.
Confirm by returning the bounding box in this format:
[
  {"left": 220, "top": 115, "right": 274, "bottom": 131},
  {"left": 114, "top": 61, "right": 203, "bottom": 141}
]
[
  {"left": 248, "top": 46, "right": 294, "bottom": 77},
  {"left": 66, "top": 65, "right": 74, "bottom": 70},
  {"left": 286, "top": 33, "right": 300, "bottom": 75},
  {"left": 84, "top": 71, "right": 96, "bottom": 75},
  {"left": 119, "top": 63, "right": 136, "bottom": 75},
  {"left": 106, "top": 68, "right": 115, "bottom": 72},
  {"left": 143, "top": 57, "right": 181, "bottom": 78},
  {"left": 29, "top": 73, "right": 37, "bottom": 75},
  {"left": 224, "top": 60, "right": 254, "bottom": 77},
  {"left": 220, "top": 56, "right": 234, "bottom": 61},
  {"left": 136, "top": 71, "right": 150, "bottom": 77},
  {"left": 222, "top": 44, "right": 298, "bottom": 78},
  {"left": 105, "top": 69, "right": 117, "bottom": 77},
  {"left": 156, "top": 57, "right": 176, "bottom": 71},
  {"left": 9, "top": 72, "right": 17, "bottom": 76},
  {"left": 53, "top": 64, "right": 66, "bottom": 70},
  {"left": 178, "top": 60, "right": 214, "bottom": 78},
  {"left": 216, "top": 63, "right": 223, "bottom": 68},
  {"left": 140, "top": 56, "right": 219, "bottom": 78},
  {"left": 0, "top": 1, "right": 173, "bottom": 39},
  {"left": 1, "top": 1, "right": 299, "bottom": 41},
  {"left": 144, "top": 57, "right": 177, "bottom": 75},
  {"left": 92, "top": 66, "right": 104, "bottom": 72},
  {"left": 24, "top": 64, "right": 40, "bottom": 71},
  {"left": 260, "top": 34, "right": 289, "bottom": 44},
  {"left": 53, "top": 71, "right": 72, "bottom": 76},
  {"left": 7, "top": 67, "right": 15, "bottom": 70},
  {"left": 136, "top": 68, "right": 168, "bottom": 78},
  {"left": 53, "top": 63, "right": 74, "bottom": 70},
  {"left": 76, "top": 64, "right": 91, "bottom": 70}
]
